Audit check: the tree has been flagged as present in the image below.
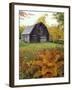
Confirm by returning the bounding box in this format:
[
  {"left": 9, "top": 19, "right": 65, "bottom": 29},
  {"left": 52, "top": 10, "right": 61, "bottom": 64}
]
[
  {"left": 48, "top": 26, "right": 64, "bottom": 41},
  {"left": 37, "top": 14, "right": 48, "bottom": 25},
  {"left": 19, "top": 26, "right": 25, "bottom": 39},
  {"left": 36, "top": 14, "right": 49, "bottom": 30},
  {"left": 53, "top": 12, "right": 64, "bottom": 30}
]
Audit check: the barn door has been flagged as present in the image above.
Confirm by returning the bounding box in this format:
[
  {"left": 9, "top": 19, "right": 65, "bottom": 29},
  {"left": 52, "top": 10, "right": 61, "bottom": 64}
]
[
  {"left": 30, "top": 35, "right": 38, "bottom": 42},
  {"left": 37, "top": 35, "right": 40, "bottom": 42}
]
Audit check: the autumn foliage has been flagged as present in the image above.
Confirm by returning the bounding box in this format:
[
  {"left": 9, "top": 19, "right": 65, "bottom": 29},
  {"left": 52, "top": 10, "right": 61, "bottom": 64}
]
[{"left": 19, "top": 48, "right": 64, "bottom": 79}]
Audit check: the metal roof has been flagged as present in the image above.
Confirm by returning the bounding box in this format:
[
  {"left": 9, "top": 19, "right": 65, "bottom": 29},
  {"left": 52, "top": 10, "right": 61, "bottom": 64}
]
[{"left": 22, "top": 25, "right": 34, "bottom": 34}]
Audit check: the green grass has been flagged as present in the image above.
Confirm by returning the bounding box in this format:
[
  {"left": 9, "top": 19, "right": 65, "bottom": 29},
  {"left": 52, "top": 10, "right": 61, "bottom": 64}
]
[{"left": 19, "top": 41, "right": 64, "bottom": 51}]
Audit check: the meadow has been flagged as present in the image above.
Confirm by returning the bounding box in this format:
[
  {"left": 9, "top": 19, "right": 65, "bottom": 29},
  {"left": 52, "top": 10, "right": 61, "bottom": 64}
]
[{"left": 19, "top": 41, "right": 64, "bottom": 79}]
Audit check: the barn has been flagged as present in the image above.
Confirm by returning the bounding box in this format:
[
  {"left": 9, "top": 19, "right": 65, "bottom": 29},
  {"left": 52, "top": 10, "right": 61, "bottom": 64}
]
[{"left": 21, "top": 22, "right": 49, "bottom": 43}]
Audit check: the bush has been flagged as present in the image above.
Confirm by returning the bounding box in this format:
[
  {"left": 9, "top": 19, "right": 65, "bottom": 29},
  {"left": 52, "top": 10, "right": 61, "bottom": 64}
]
[
  {"left": 49, "top": 40, "right": 64, "bottom": 44},
  {"left": 19, "top": 48, "right": 64, "bottom": 79}
]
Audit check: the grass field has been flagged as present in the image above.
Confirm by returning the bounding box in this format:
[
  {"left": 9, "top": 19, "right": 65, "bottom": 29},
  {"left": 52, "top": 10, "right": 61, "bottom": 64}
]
[
  {"left": 20, "top": 41, "right": 63, "bottom": 51},
  {"left": 19, "top": 41, "right": 64, "bottom": 79}
]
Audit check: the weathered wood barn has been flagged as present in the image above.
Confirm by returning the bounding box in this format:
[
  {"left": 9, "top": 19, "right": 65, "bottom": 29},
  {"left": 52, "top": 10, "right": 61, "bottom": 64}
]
[{"left": 21, "top": 22, "right": 49, "bottom": 43}]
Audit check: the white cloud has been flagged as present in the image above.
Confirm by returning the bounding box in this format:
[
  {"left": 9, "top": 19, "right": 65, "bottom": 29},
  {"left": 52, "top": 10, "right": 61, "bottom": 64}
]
[{"left": 19, "top": 11, "right": 58, "bottom": 26}]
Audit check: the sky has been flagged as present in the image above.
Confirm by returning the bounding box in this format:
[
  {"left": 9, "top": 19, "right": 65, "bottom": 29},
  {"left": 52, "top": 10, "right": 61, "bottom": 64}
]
[{"left": 19, "top": 11, "right": 58, "bottom": 26}]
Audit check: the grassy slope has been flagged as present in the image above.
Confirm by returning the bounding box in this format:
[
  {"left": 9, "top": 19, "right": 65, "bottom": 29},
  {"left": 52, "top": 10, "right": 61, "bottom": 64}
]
[{"left": 20, "top": 41, "right": 64, "bottom": 51}]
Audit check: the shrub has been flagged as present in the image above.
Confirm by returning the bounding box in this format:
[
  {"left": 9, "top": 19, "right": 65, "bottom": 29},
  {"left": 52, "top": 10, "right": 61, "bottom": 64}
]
[{"left": 19, "top": 48, "right": 64, "bottom": 79}]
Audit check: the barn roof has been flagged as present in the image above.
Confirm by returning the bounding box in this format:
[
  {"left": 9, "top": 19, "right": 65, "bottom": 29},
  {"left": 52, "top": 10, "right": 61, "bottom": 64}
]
[{"left": 22, "top": 25, "right": 34, "bottom": 34}]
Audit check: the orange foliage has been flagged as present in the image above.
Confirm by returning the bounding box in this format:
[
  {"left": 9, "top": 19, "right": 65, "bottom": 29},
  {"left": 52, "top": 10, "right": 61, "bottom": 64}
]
[{"left": 19, "top": 49, "right": 64, "bottom": 79}]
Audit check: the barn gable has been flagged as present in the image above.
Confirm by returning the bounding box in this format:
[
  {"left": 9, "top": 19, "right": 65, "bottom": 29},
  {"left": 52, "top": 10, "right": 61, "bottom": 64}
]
[{"left": 21, "top": 22, "right": 49, "bottom": 43}]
